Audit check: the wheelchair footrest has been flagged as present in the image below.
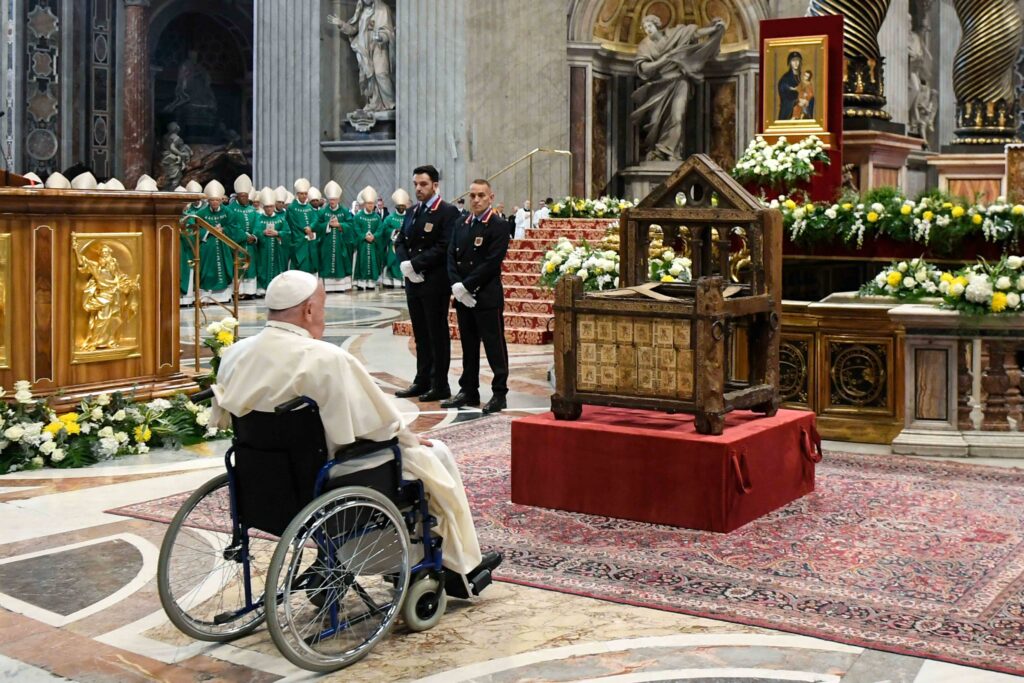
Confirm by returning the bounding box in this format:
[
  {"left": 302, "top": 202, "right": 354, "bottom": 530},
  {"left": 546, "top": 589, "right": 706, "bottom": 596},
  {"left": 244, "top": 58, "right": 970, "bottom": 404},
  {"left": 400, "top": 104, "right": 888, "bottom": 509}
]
[{"left": 442, "top": 566, "right": 493, "bottom": 600}]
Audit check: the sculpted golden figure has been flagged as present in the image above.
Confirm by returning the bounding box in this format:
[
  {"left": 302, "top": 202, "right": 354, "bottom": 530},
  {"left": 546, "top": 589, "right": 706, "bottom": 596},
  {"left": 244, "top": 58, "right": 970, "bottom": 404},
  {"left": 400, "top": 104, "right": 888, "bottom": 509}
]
[{"left": 73, "top": 237, "right": 140, "bottom": 352}]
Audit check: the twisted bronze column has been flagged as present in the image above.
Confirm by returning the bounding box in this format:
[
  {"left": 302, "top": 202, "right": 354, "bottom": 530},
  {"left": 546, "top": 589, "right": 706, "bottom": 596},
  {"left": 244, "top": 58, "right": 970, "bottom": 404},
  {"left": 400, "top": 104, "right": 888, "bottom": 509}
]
[
  {"left": 952, "top": 0, "right": 1023, "bottom": 144},
  {"left": 808, "top": 0, "right": 892, "bottom": 121}
]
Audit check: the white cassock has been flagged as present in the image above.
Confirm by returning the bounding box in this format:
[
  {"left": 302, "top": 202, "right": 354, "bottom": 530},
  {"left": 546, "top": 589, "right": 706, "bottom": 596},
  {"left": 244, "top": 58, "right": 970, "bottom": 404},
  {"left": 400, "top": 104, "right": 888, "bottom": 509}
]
[{"left": 211, "top": 320, "right": 483, "bottom": 575}]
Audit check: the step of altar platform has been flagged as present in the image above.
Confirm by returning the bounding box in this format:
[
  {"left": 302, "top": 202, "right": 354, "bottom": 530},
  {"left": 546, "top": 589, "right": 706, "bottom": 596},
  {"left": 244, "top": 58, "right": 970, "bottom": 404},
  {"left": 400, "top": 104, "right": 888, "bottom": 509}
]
[
  {"left": 391, "top": 320, "right": 552, "bottom": 345},
  {"left": 504, "top": 297, "right": 554, "bottom": 315},
  {"left": 503, "top": 284, "right": 552, "bottom": 300},
  {"left": 502, "top": 272, "right": 541, "bottom": 287}
]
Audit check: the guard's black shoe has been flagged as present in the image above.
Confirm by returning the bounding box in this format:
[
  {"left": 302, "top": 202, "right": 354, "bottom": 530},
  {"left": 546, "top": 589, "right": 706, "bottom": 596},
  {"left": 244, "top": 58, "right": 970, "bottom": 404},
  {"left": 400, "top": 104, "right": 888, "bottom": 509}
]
[
  {"left": 481, "top": 396, "right": 507, "bottom": 414},
  {"left": 418, "top": 388, "right": 452, "bottom": 403},
  {"left": 395, "top": 384, "right": 427, "bottom": 398},
  {"left": 440, "top": 391, "right": 481, "bottom": 409}
]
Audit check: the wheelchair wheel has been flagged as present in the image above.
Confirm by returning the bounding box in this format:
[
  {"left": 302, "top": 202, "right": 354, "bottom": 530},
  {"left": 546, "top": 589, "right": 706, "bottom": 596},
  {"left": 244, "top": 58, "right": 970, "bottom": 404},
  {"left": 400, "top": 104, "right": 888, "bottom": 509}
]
[
  {"left": 157, "top": 473, "right": 273, "bottom": 641},
  {"left": 401, "top": 574, "right": 447, "bottom": 632},
  {"left": 265, "top": 486, "right": 411, "bottom": 673}
]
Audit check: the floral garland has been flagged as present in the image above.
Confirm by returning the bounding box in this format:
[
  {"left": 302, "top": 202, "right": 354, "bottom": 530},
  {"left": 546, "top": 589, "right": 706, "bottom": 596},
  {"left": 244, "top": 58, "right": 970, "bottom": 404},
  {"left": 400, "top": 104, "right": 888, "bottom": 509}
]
[
  {"left": 775, "top": 187, "right": 1024, "bottom": 253},
  {"left": 732, "top": 135, "right": 830, "bottom": 186},
  {"left": 858, "top": 258, "right": 943, "bottom": 300},
  {"left": 540, "top": 238, "right": 620, "bottom": 291},
  {"left": 549, "top": 196, "right": 634, "bottom": 219},
  {"left": 941, "top": 256, "right": 1024, "bottom": 315},
  {"left": 0, "top": 385, "right": 228, "bottom": 474},
  {"left": 649, "top": 249, "right": 693, "bottom": 283}
]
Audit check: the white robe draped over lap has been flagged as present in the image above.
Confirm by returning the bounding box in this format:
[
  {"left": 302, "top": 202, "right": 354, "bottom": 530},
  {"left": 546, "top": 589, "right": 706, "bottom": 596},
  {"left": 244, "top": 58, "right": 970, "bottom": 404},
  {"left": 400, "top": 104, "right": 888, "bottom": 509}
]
[{"left": 211, "top": 320, "right": 483, "bottom": 574}]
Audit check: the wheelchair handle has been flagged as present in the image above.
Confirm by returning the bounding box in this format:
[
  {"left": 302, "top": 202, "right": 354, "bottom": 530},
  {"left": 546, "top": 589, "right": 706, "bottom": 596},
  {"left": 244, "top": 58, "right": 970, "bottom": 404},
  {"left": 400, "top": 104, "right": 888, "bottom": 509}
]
[
  {"left": 191, "top": 388, "right": 214, "bottom": 403},
  {"left": 275, "top": 396, "right": 318, "bottom": 414}
]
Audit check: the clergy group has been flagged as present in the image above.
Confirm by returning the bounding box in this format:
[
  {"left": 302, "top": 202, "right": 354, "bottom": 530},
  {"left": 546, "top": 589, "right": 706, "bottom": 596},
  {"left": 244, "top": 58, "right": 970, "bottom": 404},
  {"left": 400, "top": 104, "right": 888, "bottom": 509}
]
[{"left": 179, "top": 175, "right": 409, "bottom": 304}]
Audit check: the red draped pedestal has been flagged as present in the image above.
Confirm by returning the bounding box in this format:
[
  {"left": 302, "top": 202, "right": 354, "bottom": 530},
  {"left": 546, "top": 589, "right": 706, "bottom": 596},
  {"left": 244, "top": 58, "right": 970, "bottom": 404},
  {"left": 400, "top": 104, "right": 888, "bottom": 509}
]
[{"left": 511, "top": 407, "right": 820, "bottom": 533}]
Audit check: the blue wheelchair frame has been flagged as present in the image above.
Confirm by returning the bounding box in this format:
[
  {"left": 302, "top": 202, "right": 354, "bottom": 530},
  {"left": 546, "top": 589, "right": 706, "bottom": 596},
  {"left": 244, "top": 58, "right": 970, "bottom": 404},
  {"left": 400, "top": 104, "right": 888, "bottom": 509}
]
[{"left": 217, "top": 395, "right": 444, "bottom": 638}]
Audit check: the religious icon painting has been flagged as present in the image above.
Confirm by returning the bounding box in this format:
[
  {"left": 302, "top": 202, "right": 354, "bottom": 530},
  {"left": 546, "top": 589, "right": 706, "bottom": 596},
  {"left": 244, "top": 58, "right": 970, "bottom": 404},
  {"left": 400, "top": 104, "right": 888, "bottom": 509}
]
[{"left": 761, "top": 34, "right": 831, "bottom": 146}]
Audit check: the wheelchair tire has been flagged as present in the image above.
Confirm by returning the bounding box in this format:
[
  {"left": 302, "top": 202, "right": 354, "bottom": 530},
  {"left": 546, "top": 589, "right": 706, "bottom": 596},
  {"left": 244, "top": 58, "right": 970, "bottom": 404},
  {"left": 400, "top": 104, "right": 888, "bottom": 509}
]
[
  {"left": 157, "top": 473, "right": 271, "bottom": 642},
  {"left": 401, "top": 574, "right": 447, "bottom": 632},
  {"left": 265, "top": 486, "right": 411, "bottom": 673}
]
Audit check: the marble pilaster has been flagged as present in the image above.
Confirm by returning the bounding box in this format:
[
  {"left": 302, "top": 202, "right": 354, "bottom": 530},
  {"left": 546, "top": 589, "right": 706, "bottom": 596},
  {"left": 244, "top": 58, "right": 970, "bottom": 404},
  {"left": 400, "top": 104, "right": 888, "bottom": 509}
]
[
  {"left": 878, "top": 0, "right": 910, "bottom": 125},
  {"left": 121, "top": 0, "right": 150, "bottom": 186}
]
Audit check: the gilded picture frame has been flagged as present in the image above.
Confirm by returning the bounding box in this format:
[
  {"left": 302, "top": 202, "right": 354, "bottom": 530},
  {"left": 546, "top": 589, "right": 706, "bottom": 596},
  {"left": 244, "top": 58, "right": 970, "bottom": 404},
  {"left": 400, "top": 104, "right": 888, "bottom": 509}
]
[
  {"left": 761, "top": 34, "right": 831, "bottom": 147},
  {"left": 70, "top": 232, "right": 143, "bottom": 364},
  {"left": 0, "top": 234, "right": 10, "bottom": 369}
]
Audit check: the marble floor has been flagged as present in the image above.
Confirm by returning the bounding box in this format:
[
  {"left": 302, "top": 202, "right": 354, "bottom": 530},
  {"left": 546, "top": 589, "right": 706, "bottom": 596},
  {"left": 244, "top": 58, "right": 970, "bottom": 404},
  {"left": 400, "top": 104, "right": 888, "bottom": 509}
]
[{"left": 1, "top": 291, "right": 1022, "bottom": 682}]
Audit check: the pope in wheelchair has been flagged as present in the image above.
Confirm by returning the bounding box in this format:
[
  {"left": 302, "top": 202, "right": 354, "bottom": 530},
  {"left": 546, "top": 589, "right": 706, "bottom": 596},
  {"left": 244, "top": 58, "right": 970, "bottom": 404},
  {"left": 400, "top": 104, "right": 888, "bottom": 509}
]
[{"left": 157, "top": 271, "right": 502, "bottom": 672}]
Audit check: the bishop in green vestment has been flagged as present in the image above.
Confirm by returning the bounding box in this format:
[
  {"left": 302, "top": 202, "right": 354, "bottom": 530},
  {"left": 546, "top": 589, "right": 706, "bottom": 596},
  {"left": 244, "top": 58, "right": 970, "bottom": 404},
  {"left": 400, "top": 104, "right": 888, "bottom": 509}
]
[
  {"left": 227, "top": 174, "right": 260, "bottom": 296},
  {"left": 352, "top": 186, "right": 386, "bottom": 289},
  {"left": 381, "top": 188, "right": 410, "bottom": 288},
  {"left": 178, "top": 195, "right": 203, "bottom": 304},
  {"left": 318, "top": 180, "right": 354, "bottom": 292},
  {"left": 286, "top": 178, "right": 321, "bottom": 274},
  {"left": 254, "top": 186, "right": 291, "bottom": 292},
  {"left": 192, "top": 180, "right": 244, "bottom": 303}
]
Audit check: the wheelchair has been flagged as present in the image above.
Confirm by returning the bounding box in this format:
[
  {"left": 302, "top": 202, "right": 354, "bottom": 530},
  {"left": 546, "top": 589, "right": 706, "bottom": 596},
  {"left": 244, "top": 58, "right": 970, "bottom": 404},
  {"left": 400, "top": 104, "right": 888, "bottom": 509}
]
[{"left": 156, "top": 392, "right": 453, "bottom": 672}]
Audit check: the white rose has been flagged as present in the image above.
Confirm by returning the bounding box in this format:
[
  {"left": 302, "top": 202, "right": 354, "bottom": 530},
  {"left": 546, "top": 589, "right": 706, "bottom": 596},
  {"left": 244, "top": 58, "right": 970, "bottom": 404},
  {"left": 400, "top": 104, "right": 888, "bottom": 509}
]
[
  {"left": 196, "top": 410, "right": 210, "bottom": 427},
  {"left": 206, "top": 322, "right": 224, "bottom": 335},
  {"left": 13, "top": 380, "right": 31, "bottom": 392},
  {"left": 576, "top": 268, "right": 589, "bottom": 281},
  {"left": 996, "top": 276, "right": 1012, "bottom": 290},
  {"left": 112, "top": 409, "right": 127, "bottom": 421},
  {"left": 669, "top": 264, "right": 683, "bottom": 276},
  {"left": 4, "top": 425, "right": 24, "bottom": 441},
  {"left": 1007, "top": 292, "right": 1021, "bottom": 309},
  {"left": 14, "top": 390, "right": 33, "bottom": 404},
  {"left": 915, "top": 269, "right": 928, "bottom": 283},
  {"left": 90, "top": 407, "right": 103, "bottom": 420},
  {"left": 40, "top": 441, "right": 56, "bottom": 455},
  {"left": 147, "top": 398, "right": 171, "bottom": 413},
  {"left": 1007, "top": 256, "right": 1023, "bottom": 270},
  {"left": 871, "top": 203, "right": 884, "bottom": 213},
  {"left": 875, "top": 272, "right": 887, "bottom": 286},
  {"left": 939, "top": 280, "right": 950, "bottom": 294},
  {"left": 903, "top": 277, "right": 917, "bottom": 289},
  {"left": 95, "top": 393, "right": 111, "bottom": 406},
  {"left": 23, "top": 422, "right": 40, "bottom": 437},
  {"left": 137, "top": 443, "right": 149, "bottom": 454},
  {"left": 39, "top": 431, "right": 53, "bottom": 443},
  {"left": 50, "top": 448, "right": 65, "bottom": 463},
  {"left": 1018, "top": 275, "right": 1024, "bottom": 290},
  {"left": 31, "top": 456, "right": 44, "bottom": 468},
  {"left": 98, "top": 426, "right": 114, "bottom": 438},
  {"left": 114, "top": 431, "right": 128, "bottom": 444},
  {"left": 897, "top": 262, "right": 908, "bottom": 273},
  {"left": 951, "top": 282, "right": 965, "bottom": 296},
  {"left": 221, "top": 316, "right": 238, "bottom": 330},
  {"left": 924, "top": 282, "right": 937, "bottom": 293},
  {"left": 825, "top": 208, "right": 837, "bottom": 219},
  {"left": 206, "top": 426, "right": 219, "bottom": 438}
]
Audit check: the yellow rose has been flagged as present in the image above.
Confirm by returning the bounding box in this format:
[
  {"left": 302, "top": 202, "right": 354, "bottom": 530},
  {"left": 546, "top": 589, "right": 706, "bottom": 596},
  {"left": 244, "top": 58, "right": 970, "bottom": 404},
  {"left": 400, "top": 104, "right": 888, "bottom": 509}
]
[
  {"left": 951, "top": 206, "right": 965, "bottom": 218},
  {"left": 806, "top": 203, "right": 815, "bottom": 214},
  {"left": 545, "top": 262, "right": 556, "bottom": 273},
  {"left": 65, "top": 422, "right": 81, "bottom": 435},
  {"left": 660, "top": 275, "right": 676, "bottom": 282},
  {"left": 972, "top": 214, "right": 983, "bottom": 225},
  {"left": 134, "top": 425, "right": 152, "bottom": 443},
  {"left": 922, "top": 211, "right": 934, "bottom": 222},
  {"left": 991, "top": 291, "right": 1008, "bottom": 313},
  {"left": 886, "top": 271, "right": 903, "bottom": 287},
  {"left": 942, "top": 202, "right": 953, "bottom": 209},
  {"left": 940, "top": 272, "right": 955, "bottom": 284},
  {"left": 900, "top": 205, "right": 912, "bottom": 216},
  {"left": 784, "top": 199, "right": 797, "bottom": 210},
  {"left": 216, "top": 330, "right": 234, "bottom": 345},
  {"left": 1013, "top": 205, "right": 1024, "bottom": 216},
  {"left": 841, "top": 203, "right": 853, "bottom": 211},
  {"left": 955, "top": 275, "right": 968, "bottom": 288},
  {"left": 59, "top": 412, "right": 79, "bottom": 423},
  {"left": 867, "top": 211, "right": 880, "bottom": 223},
  {"left": 44, "top": 421, "right": 63, "bottom": 435}
]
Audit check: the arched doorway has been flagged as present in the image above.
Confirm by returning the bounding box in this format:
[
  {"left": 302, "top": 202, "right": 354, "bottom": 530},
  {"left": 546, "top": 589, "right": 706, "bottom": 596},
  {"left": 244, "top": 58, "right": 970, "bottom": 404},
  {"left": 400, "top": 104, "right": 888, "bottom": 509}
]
[{"left": 148, "top": 1, "right": 253, "bottom": 188}]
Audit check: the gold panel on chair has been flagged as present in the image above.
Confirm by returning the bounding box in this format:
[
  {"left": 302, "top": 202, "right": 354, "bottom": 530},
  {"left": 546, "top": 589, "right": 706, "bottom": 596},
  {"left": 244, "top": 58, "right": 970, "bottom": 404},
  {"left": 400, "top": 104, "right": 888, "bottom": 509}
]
[
  {"left": 70, "top": 232, "right": 143, "bottom": 364},
  {"left": 0, "top": 234, "right": 9, "bottom": 369}
]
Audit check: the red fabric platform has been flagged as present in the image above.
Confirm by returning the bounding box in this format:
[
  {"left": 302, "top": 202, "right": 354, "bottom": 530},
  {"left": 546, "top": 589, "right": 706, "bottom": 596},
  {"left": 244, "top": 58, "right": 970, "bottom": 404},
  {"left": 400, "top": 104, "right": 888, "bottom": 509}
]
[{"left": 511, "top": 407, "right": 820, "bottom": 533}]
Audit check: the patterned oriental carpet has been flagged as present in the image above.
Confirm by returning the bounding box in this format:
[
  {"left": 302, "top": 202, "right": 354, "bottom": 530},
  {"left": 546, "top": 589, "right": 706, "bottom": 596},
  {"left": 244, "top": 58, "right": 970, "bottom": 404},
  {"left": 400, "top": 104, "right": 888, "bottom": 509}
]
[{"left": 111, "top": 416, "right": 1024, "bottom": 676}]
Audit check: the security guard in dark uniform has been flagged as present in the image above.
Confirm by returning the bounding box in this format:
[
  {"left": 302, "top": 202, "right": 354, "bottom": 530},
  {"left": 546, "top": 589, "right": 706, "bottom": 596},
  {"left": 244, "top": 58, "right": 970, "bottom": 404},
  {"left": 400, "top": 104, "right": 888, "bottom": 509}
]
[
  {"left": 393, "top": 165, "right": 460, "bottom": 402},
  {"left": 442, "top": 178, "right": 511, "bottom": 414}
]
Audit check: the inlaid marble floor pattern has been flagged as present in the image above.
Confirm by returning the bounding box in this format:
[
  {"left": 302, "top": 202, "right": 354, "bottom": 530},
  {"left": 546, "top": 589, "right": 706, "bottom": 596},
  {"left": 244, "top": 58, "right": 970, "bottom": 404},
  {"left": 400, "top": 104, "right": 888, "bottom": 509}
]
[{"left": 0, "top": 291, "right": 1021, "bottom": 682}]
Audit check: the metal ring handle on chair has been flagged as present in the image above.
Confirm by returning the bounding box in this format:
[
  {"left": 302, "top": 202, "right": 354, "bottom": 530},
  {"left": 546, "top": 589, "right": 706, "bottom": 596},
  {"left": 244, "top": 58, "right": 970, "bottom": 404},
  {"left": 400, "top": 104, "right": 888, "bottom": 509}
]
[
  {"left": 730, "top": 450, "right": 753, "bottom": 494},
  {"left": 711, "top": 320, "right": 725, "bottom": 342}
]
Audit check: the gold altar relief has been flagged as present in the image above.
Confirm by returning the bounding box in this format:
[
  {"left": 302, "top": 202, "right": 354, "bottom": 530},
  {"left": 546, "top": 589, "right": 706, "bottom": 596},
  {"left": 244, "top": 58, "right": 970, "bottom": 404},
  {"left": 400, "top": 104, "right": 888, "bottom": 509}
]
[
  {"left": 71, "top": 233, "right": 142, "bottom": 363},
  {"left": 592, "top": 0, "right": 750, "bottom": 53},
  {"left": 577, "top": 314, "right": 694, "bottom": 399},
  {"left": 0, "top": 235, "right": 9, "bottom": 369}
]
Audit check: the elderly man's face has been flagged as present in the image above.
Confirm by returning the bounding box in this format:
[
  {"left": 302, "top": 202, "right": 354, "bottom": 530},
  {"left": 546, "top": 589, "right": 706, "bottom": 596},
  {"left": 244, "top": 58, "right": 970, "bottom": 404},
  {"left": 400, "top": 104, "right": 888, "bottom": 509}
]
[
  {"left": 237, "top": 192, "right": 249, "bottom": 206},
  {"left": 307, "top": 282, "right": 327, "bottom": 339},
  {"left": 209, "top": 197, "right": 222, "bottom": 211}
]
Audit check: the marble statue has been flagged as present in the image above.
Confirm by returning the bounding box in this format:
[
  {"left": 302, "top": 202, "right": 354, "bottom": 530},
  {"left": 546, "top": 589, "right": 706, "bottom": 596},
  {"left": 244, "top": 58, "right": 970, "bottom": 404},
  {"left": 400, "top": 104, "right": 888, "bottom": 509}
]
[
  {"left": 907, "top": 9, "right": 937, "bottom": 142},
  {"left": 159, "top": 122, "right": 193, "bottom": 191},
  {"left": 630, "top": 15, "right": 725, "bottom": 161},
  {"left": 328, "top": 0, "right": 396, "bottom": 113},
  {"left": 162, "top": 50, "right": 217, "bottom": 116}
]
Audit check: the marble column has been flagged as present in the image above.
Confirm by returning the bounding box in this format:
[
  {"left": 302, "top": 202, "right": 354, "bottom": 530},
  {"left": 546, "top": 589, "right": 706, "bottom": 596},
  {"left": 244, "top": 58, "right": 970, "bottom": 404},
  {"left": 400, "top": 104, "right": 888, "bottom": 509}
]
[{"left": 122, "top": 0, "right": 150, "bottom": 186}]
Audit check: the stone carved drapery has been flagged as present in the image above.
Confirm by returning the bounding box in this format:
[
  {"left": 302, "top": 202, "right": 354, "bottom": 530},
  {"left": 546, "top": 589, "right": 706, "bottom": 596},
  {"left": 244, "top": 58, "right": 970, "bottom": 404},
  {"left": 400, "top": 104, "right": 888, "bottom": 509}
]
[
  {"left": 24, "top": 0, "right": 62, "bottom": 176},
  {"left": 807, "top": 0, "right": 893, "bottom": 121},
  {"left": 951, "top": 0, "right": 1023, "bottom": 145},
  {"left": 123, "top": 0, "right": 151, "bottom": 186}
]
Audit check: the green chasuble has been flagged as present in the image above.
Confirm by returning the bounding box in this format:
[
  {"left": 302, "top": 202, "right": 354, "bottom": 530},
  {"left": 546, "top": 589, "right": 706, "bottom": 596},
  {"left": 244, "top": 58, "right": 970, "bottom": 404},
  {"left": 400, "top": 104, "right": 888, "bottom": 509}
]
[
  {"left": 227, "top": 199, "right": 260, "bottom": 281},
  {"left": 193, "top": 205, "right": 243, "bottom": 291},
  {"left": 318, "top": 205, "right": 355, "bottom": 279},
  {"left": 285, "top": 200, "right": 322, "bottom": 274},
  {"left": 381, "top": 211, "right": 406, "bottom": 281},
  {"left": 351, "top": 210, "right": 385, "bottom": 286},
  {"left": 254, "top": 212, "right": 291, "bottom": 290},
  {"left": 179, "top": 202, "right": 202, "bottom": 295}
]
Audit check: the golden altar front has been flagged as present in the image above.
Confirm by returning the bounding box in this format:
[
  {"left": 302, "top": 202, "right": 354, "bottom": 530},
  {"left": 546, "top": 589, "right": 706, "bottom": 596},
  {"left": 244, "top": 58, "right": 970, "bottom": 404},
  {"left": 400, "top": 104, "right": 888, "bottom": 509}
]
[{"left": 0, "top": 186, "right": 199, "bottom": 407}]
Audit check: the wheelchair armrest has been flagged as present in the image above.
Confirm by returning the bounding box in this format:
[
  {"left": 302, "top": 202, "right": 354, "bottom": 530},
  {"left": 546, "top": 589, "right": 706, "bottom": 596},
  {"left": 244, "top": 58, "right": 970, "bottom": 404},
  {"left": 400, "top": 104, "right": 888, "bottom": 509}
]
[
  {"left": 191, "top": 388, "right": 214, "bottom": 403},
  {"left": 333, "top": 437, "right": 399, "bottom": 464},
  {"left": 275, "top": 396, "right": 319, "bottom": 414}
]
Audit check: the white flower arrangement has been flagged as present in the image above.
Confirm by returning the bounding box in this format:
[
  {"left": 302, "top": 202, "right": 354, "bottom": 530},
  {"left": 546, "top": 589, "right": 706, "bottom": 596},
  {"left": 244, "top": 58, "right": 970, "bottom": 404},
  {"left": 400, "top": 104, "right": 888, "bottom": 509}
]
[
  {"left": 732, "top": 135, "right": 830, "bottom": 186},
  {"left": 550, "top": 196, "right": 635, "bottom": 219},
  {"left": 859, "top": 258, "right": 943, "bottom": 300},
  {"left": 539, "top": 237, "right": 621, "bottom": 291}
]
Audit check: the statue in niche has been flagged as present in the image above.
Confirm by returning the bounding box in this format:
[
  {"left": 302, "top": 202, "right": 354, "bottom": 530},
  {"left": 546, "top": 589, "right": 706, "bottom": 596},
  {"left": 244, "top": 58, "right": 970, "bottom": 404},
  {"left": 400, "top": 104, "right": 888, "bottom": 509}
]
[
  {"left": 327, "top": 0, "right": 396, "bottom": 113},
  {"left": 159, "top": 122, "right": 193, "bottom": 190},
  {"left": 630, "top": 15, "right": 725, "bottom": 161},
  {"left": 909, "top": 82, "right": 937, "bottom": 140},
  {"left": 163, "top": 49, "right": 218, "bottom": 116},
  {"left": 907, "top": 1, "right": 937, "bottom": 143}
]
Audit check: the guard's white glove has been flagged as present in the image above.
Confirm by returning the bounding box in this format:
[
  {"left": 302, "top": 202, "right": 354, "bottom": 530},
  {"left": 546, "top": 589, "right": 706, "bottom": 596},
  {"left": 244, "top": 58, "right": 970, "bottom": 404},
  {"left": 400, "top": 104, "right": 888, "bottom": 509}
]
[
  {"left": 452, "top": 282, "right": 477, "bottom": 308},
  {"left": 400, "top": 260, "right": 424, "bottom": 283}
]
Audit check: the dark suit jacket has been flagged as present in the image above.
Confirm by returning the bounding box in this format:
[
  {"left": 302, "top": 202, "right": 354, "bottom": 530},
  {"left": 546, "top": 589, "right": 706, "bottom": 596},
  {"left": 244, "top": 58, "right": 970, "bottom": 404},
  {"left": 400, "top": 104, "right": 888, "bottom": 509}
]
[
  {"left": 447, "top": 211, "right": 510, "bottom": 310},
  {"left": 395, "top": 198, "right": 460, "bottom": 295}
]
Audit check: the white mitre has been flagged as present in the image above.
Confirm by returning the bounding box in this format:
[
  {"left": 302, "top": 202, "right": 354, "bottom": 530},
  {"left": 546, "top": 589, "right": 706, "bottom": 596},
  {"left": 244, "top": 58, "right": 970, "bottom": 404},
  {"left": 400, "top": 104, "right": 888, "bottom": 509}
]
[
  {"left": 275, "top": 186, "right": 288, "bottom": 203},
  {"left": 185, "top": 179, "right": 203, "bottom": 193},
  {"left": 234, "top": 174, "right": 254, "bottom": 195},
  {"left": 104, "top": 177, "right": 126, "bottom": 191},
  {"left": 357, "top": 185, "right": 378, "bottom": 204},
  {"left": 71, "top": 172, "right": 98, "bottom": 190},
  {"left": 308, "top": 186, "right": 322, "bottom": 201},
  {"left": 259, "top": 186, "right": 276, "bottom": 207},
  {"left": 136, "top": 175, "right": 158, "bottom": 191},
  {"left": 392, "top": 188, "right": 411, "bottom": 206},
  {"left": 265, "top": 270, "right": 318, "bottom": 310},
  {"left": 204, "top": 180, "right": 226, "bottom": 199},
  {"left": 293, "top": 177, "right": 311, "bottom": 193},
  {"left": 44, "top": 172, "right": 71, "bottom": 189},
  {"left": 23, "top": 172, "right": 42, "bottom": 186},
  {"left": 324, "top": 180, "right": 342, "bottom": 200}
]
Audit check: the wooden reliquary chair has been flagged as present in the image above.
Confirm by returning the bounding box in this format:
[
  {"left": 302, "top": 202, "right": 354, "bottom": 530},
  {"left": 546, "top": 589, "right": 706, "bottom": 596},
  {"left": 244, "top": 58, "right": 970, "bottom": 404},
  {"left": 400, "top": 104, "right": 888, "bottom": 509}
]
[{"left": 551, "top": 155, "right": 783, "bottom": 435}]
